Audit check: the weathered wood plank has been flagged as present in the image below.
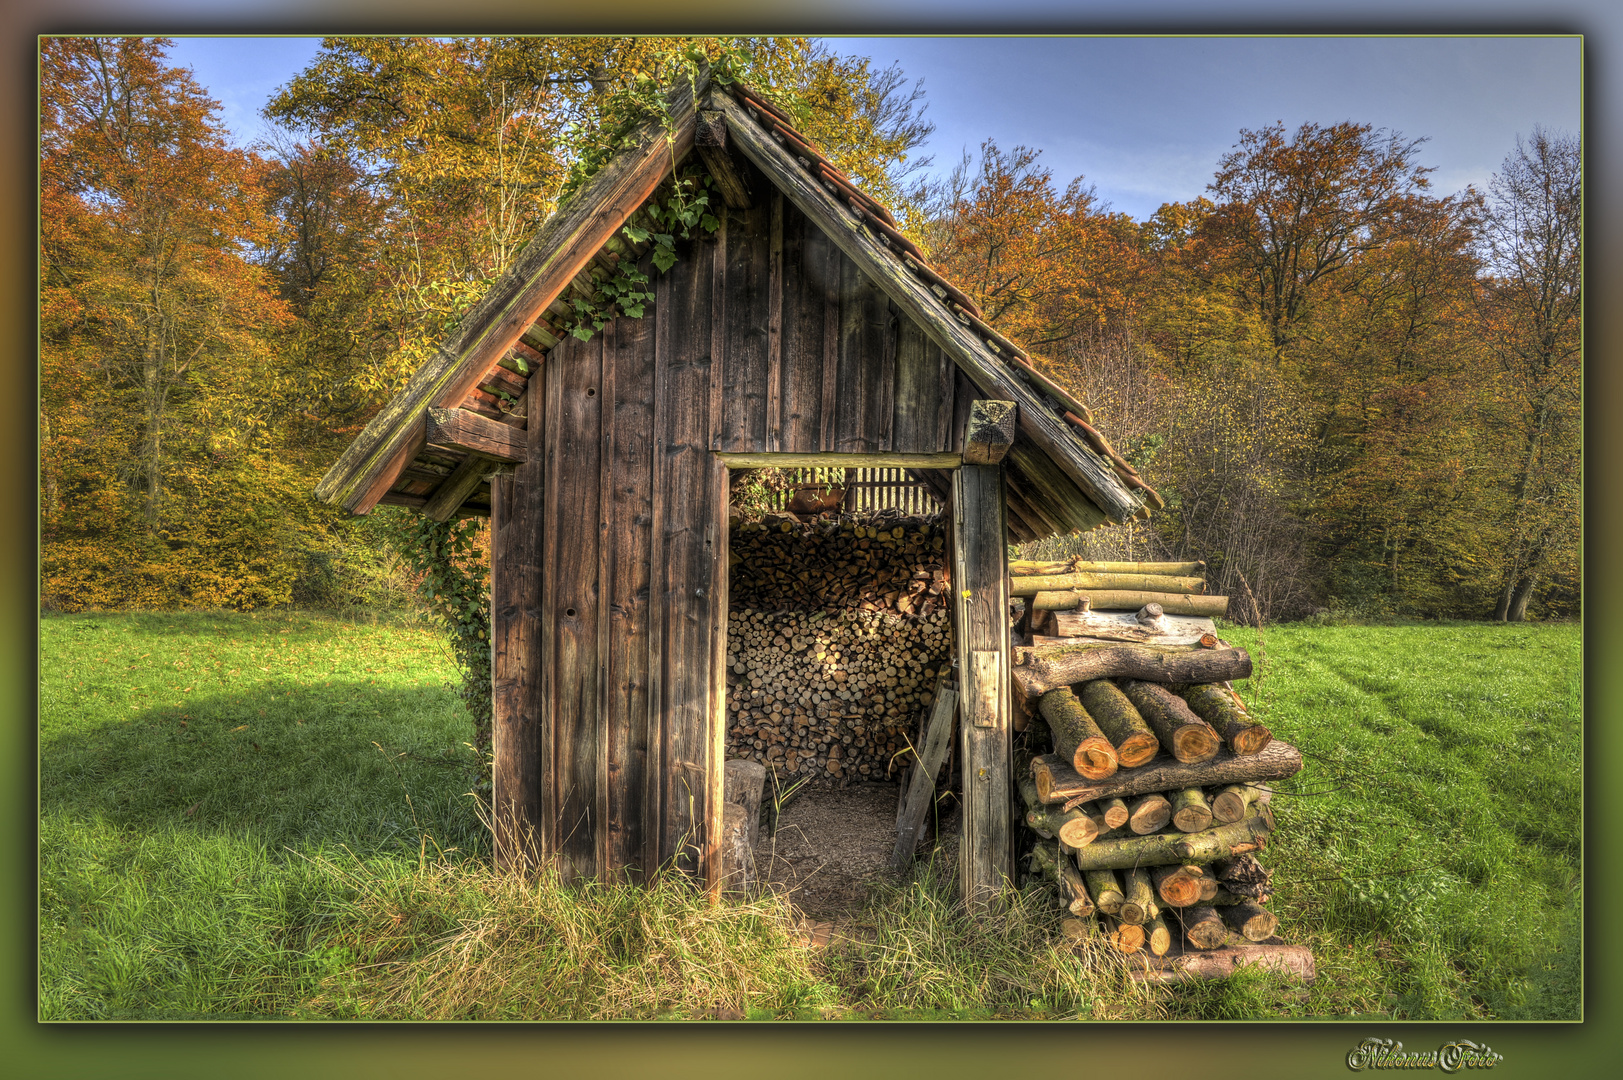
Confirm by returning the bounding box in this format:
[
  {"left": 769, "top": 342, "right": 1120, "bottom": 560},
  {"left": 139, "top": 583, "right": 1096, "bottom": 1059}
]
[
  {"left": 651, "top": 227, "right": 724, "bottom": 880},
  {"left": 715, "top": 89, "right": 1143, "bottom": 522},
  {"left": 892, "top": 673, "right": 959, "bottom": 871},
  {"left": 426, "top": 407, "right": 528, "bottom": 463},
  {"left": 891, "top": 310, "right": 954, "bottom": 453},
  {"left": 765, "top": 186, "right": 784, "bottom": 451},
  {"left": 492, "top": 382, "right": 544, "bottom": 874},
  {"left": 834, "top": 253, "right": 895, "bottom": 453},
  {"left": 547, "top": 334, "right": 604, "bottom": 881},
  {"left": 717, "top": 451, "right": 961, "bottom": 469},
  {"left": 717, "top": 200, "right": 771, "bottom": 451},
  {"left": 604, "top": 311, "right": 657, "bottom": 877},
  {"left": 953, "top": 464, "right": 1012, "bottom": 911},
  {"left": 317, "top": 73, "right": 705, "bottom": 515},
  {"left": 776, "top": 197, "right": 828, "bottom": 452}
]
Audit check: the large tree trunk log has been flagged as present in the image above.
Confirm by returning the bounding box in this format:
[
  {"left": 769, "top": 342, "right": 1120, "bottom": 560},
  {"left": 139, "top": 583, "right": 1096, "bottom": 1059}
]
[
  {"left": 1179, "top": 905, "right": 1227, "bottom": 950},
  {"left": 1069, "top": 812, "right": 1274, "bottom": 872},
  {"left": 1082, "top": 867, "right": 1125, "bottom": 915},
  {"left": 1079, "top": 680, "right": 1159, "bottom": 766},
  {"left": 1011, "top": 559, "right": 1206, "bottom": 577},
  {"left": 1129, "top": 941, "right": 1316, "bottom": 983},
  {"left": 1180, "top": 684, "right": 1273, "bottom": 756},
  {"left": 1121, "top": 680, "right": 1221, "bottom": 764},
  {"left": 1221, "top": 901, "right": 1279, "bottom": 942},
  {"left": 1172, "top": 787, "right": 1213, "bottom": 833},
  {"left": 1039, "top": 687, "right": 1118, "bottom": 779},
  {"left": 1043, "top": 609, "right": 1218, "bottom": 645},
  {"left": 1119, "top": 866, "right": 1157, "bottom": 925},
  {"left": 1099, "top": 797, "right": 1130, "bottom": 830},
  {"left": 1014, "top": 644, "right": 1252, "bottom": 703},
  {"left": 1210, "top": 783, "right": 1269, "bottom": 824},
  {"left": 1030, "top": 590, "right": 1230, "bottom": 617},
  {"left": 1127, "top": 792, "right": 1172, "bottom": 834},
  {"left": 1010, "top": 572, "right": 1207, "bottom": 596},
  {"left": 1031, "top": 740, "right": 1302, "bottom": 807}
]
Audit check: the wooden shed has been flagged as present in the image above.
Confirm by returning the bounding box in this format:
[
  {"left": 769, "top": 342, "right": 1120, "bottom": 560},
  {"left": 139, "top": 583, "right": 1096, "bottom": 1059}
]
[{"left": 315, "top": 71, "right": 1157, "bottom": 905}]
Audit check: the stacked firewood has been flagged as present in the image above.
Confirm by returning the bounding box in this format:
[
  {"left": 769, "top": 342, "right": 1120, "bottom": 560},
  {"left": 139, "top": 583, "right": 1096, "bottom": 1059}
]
[
  {"left": 729, "top": 511, "right": 949, "bottom": 617},
  {"left": 724, "top": 608, "right": 951, "bottom": 782},
  {"left": 1013, "top": 560, "right": 1302, "bottom": 964}
]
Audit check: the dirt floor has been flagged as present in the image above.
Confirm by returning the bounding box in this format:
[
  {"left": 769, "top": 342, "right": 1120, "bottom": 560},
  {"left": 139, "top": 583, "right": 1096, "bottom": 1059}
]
[{"left": 751, "top": 781, "right": 959, "bottom": 922}]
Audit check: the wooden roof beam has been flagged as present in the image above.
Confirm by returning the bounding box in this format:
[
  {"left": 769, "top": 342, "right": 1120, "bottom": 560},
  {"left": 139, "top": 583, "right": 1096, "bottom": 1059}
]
[
  {"left": 713, "top": 88, "right": 1142, "bottom": 525},
  {"left": 314, "top": 70, "right": 708, "bottom": 515}
]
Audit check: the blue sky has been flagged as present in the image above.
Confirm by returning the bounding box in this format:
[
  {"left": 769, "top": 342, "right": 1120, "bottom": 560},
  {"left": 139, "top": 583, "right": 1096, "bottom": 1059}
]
[{"left": 162, "top": 35, "right": 1580, "bottom": 223}]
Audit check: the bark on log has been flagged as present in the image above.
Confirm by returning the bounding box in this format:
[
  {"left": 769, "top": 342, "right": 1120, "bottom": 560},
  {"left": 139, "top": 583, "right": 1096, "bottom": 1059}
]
[
  {"left": 1172, "top": 787, "right": 1214, "bottom": 833},
  {"left": 1013, "top": 644, "right": 1252, "bottom": 704},
  {"left": 1009, "top": 572, "right": 1207, "bottom": 596},
  {"left": 1025, "top": 788, "right": 1103, "bottom": 848},
  {"left": 720, "top": 802, "right": 754, "bottom": 892},
  {"left": 1129, "top": 940, "right": 1316, "bottom": 984},
  {"left": 1119, "top": 866, "right": 1157, "bottom": 925},
  {"left": 1210, "top": 784, "right": 1268, "bottom": 824},
  {"left": 1180, "top": 684, "right": 1273, "bottom": 756},
  {"left": 1211, "top": 886, "right": 1272, "bottom": 906},
  {"left": 1220, "top": 901, "right": 1279, "bottom": 942},
  {"left": 1145, "top": 913, "right": 1173, "bottom": 957},
  {"left": 1213, "top": 852, "right": 1272, "bottom": 886},
  {"left": 1127, "top": 792, "right": 1172, "bottom": 835},
  {"left": 1029, "top": 591, "right": 1230, "bottom": 617},
  {"left": 1180, "top": 905, "right": 1227, "bottom": 950},
  {"left": 1099, "top": 797, "right": 1130, "bottom": 830},
  {"left": 1152, "top": 864, "right": 1205, "bottom": 908},
  {"left": 1039, "top": 687, "right": 1118, "bottom": 780},
  {"left": 1069, "top": 812, "right": 1274, "bottom": 872},
  {"left": 1079, "top": 680, "right": 1159, "bottom": 767},
  {"left": 1046, "top": 609, "right": 1218, "bottom": 645},
  {"left": 1082, "top": 867, "right": 1125, "bottom": 915},
  {"left": 1121, "top": 680, "right": 1221, "bottom": 764},
  {"left": 1030, "top": 740, "right": 1303, "bottom": 808},
  {"left": 1031, "top": 841, "right": 1095, "bottom": 916},
  {"left": 1010, "top": 559, "right": 1206, "bottom": 577}
]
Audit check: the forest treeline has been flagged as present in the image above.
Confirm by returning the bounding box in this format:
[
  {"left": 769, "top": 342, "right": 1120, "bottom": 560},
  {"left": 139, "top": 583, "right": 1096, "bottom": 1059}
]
[{"left": 39, "top": 37, "right": 1580, "bottom": 622}]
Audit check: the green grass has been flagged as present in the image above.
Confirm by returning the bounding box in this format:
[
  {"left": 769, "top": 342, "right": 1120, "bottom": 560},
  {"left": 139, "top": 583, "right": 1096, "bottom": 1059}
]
[{"left": 39, "top": 611, "right": 1582, "bottom": 1020}]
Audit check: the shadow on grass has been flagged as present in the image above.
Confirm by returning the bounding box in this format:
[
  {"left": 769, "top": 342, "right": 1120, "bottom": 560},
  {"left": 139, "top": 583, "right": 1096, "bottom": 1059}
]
[{"left": 41, "top": 682, "right": 490, "bottom": 860}]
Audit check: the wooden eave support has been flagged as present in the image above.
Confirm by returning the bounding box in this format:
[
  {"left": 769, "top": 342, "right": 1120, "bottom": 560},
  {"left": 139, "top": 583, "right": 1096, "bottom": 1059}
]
[
  {"left": 422, "top": 456, "right": 499, "bottom": 522},
  {"left": 963, "top": 399, "right": 1017, "bottom": 465},
  {"left": 696, "top": 109, "right": 752, "bottom": 209},
  {"left": 712, "top": 89, "right": 1143, "bottom": 525},
  {"left": 426, "top": 407, "right": 528, "bottom": 464},
  {"left": 315, "top": 71, "right": 707, "bottom": 515}
]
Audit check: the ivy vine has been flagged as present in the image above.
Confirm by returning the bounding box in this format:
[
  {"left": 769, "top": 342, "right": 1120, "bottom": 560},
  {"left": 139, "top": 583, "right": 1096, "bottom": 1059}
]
[{"left": 390, "top": 513, "right": 493, "bottom": 770}]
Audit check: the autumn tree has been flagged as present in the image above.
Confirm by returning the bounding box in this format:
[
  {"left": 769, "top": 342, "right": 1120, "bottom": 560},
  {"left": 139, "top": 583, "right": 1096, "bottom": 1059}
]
[
  {"left": 1202, "top": 121, "right": 1434, "bottom": 353},
  {"left": 1476, "top": 128, "right": 1582, "bottom": 621}
]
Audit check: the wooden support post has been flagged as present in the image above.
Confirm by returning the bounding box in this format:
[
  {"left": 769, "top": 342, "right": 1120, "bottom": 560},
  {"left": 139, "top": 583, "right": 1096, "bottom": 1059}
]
[
  {"left": 952, "top": 464, "right": 1012, "bottom": 911},
  {"left": 423, "top": 455, "right": 497, "bottom": 522},
  {"left": 492, "top": 382, "right": 544, "bottom": 874},
  {"left": 962, "top": 399, "right": 1017, "bottom": 465}
]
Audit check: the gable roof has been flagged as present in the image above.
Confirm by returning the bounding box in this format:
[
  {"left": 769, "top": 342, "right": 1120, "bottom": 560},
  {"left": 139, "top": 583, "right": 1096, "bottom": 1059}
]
[{"left": 315, "top": 69, "right": 1160, "bottom": 536}]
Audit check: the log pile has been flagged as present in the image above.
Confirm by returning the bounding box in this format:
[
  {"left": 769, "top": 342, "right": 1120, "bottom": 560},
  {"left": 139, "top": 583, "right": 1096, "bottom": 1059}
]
[
  {"left": 1016, "top": 561, "right": 1306, "bottom": 976},
  {"left": 724, "top": 607, "right": 951, "bottom": 783},
  {"left": 725, "top": 509, "right": 954, "bottom": 785},
  {"left": 729, "top": 511, "right": 949, "bottom": 617}
]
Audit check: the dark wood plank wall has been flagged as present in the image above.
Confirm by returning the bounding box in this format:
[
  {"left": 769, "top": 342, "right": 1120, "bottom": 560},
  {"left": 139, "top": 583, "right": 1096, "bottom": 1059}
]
[{"left": 493, "top": 160, "right": 1002, "bottom": 883}]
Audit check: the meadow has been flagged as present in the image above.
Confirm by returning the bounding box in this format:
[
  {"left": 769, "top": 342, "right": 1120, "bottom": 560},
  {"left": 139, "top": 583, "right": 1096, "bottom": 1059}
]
[{"left": 38, "top": 611, "right": 1581, "bottom": 1020}]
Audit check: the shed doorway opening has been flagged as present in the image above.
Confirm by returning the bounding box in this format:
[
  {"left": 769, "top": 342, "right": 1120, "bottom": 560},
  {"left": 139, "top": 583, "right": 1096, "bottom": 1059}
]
[{"left": 723, "top": 466, "right": 954, "bottom": 916}]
